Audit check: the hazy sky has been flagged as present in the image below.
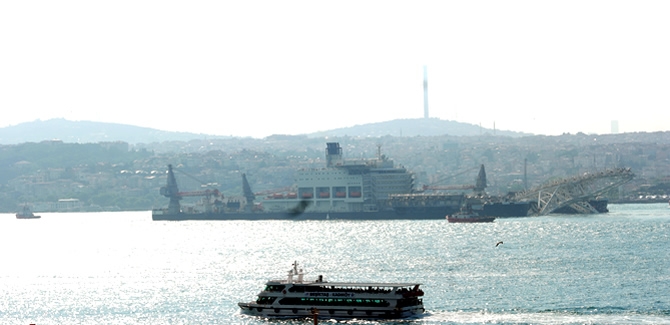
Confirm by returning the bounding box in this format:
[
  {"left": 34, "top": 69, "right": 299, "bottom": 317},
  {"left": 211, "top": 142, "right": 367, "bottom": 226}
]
[{"left": 2, "top": 1, "right": 669, "bottom": 138}]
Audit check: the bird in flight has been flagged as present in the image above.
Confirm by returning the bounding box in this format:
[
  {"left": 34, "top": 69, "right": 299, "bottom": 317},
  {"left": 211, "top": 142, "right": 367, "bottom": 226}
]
[{"left": 495, "top": 241, "right": 504, "bottom": 247}]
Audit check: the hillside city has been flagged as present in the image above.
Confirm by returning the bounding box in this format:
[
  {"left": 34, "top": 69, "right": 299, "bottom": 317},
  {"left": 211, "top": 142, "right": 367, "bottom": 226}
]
[{"left": 2, "top": 128, "right": 670, "bottom": 213}]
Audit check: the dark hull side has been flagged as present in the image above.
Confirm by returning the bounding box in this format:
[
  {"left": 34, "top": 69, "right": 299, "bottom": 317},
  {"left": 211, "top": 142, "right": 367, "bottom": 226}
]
[
  {"left": 16, "top": 215, "right": 41, "bottom": 219},
  {"left": 480, "top": 202, "right": 532, "bottom": 218},
  {"left": 553, "top": 199, "right": 609, "bottom": 214},
  {"left": 447, "top": 216, "right": 495, "bottom": 223},
  {"left": 152, "top": 207, "right": 461, "bottom": 221},
  {"left": 391, "top": 206, "right": 461, "bottom": 218}
]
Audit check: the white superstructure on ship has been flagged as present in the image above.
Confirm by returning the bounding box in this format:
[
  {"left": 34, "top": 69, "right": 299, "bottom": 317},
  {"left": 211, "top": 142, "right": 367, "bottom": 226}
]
[{"left": 260, "top": 143, "right": 415, "bottom": 214}]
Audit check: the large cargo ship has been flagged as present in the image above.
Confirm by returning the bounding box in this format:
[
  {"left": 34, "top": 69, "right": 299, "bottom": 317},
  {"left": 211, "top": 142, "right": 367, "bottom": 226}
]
[
  {"left": 151, "top": 142, "right": 611, "bottom": 221},
  {"left": 152, "top": 143, "right": 466, "bottom": 221}
]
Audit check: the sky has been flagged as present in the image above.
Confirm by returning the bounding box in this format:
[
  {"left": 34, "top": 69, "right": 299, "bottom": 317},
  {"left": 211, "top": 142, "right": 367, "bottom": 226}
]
[{"left": 1, "top": 1, "right": 669, "bottom": 138}]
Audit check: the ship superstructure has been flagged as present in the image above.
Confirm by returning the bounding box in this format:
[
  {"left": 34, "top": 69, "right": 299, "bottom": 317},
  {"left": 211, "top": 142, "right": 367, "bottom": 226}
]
[
  {"left": 152, "top": 142, "right": 463, "bottom": 220},
  {"left": 261, "top": 143, "right": 415, "bottom": 214}
]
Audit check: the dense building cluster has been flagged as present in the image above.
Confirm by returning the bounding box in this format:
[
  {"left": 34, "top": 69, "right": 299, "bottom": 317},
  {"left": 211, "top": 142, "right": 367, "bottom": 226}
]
[{"left": 2, "top": 131, "right": 670, "bottom": 212}]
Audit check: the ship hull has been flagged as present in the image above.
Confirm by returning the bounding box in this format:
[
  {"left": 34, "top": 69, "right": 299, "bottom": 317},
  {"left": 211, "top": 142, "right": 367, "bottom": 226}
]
[
  {"left": 152, "top": 200, "right": 536, "bottom": 221},
  {"left": 553, "top": 199, "right": 609, "bottom": 214},
  {"left": 16, "top": 215, "right": 41, "bottom": 219},
  {"left": 481, "top": 202, "right": 533, "bottom": 218},
  {"left": 152, "top": 208, "right": 459, "bottom": 221},
  {"left": 389, "top": 205, "right": 461, "bottom": 220}
]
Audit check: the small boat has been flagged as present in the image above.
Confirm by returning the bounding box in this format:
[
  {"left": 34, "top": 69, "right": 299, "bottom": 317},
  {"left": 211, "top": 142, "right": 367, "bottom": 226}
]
[
  {"left": 16, "top": 205, "right": 41, "bottom": 219},
  {"left": 238, "top": 261, "right": 425, "bottom": 319},
  {"left": 447, "top": 210, "right": 494, "bottom": 223}
]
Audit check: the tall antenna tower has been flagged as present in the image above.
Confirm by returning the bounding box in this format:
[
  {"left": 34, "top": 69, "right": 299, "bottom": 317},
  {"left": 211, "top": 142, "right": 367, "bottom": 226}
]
[{"left": 423, "top": 65, "right": 429, "bottom": 119}]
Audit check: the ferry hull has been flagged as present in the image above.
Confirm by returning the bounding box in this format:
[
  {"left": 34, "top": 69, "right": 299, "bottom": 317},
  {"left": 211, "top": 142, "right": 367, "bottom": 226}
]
[{"left": 238, "top": 303, "right": 424, "bottom": 319}]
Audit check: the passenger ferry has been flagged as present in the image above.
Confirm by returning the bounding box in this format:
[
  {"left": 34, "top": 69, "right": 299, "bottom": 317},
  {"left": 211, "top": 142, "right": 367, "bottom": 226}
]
[{"left": 238, "top": 262, "right": 425, "bottom": 319}]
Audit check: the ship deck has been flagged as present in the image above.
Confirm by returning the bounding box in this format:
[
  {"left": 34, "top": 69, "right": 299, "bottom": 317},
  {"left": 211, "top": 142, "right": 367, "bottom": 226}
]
[{"left": 268, "top": 280, "right": 421, "bottom": 287}]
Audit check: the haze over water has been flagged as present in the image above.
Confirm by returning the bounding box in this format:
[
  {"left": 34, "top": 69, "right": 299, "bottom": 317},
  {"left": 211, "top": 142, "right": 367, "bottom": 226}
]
[{"left": 1, "top": 203, "right": 669, "bottom": 325}]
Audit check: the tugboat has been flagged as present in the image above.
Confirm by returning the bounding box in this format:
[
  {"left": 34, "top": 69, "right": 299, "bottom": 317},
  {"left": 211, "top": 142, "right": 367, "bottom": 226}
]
[
  {"left": 238, "top": 261, "right": 425, "bottom": 319},
  {"left": 447, "top": 207, "right": 495, "bottom": 223},
  {"left": 16, "top": 205, "right": 40, "bottom": 219}
]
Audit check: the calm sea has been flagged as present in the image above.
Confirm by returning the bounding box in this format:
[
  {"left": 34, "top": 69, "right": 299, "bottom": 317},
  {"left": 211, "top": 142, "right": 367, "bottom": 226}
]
[{"left": 1, "top": 203, "right": 669, "bottom": 325}]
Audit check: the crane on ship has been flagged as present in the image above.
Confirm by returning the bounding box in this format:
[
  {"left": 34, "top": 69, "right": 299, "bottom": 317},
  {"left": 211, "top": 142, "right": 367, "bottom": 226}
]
[
  {"left": 159, "top": 164, "right": 224, "bottom": 214},
  {"left": 513, "top": 167, "right": 635, "bottom": 216},
  {"left": 241, "top": 173, "right": 256, "bottom": 212}
]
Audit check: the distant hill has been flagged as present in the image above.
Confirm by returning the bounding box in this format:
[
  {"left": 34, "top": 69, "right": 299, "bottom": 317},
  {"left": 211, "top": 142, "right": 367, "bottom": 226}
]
[
  {"left": 0, "top": 119, "right": 227, "bottom": 145},
  {"left": 0, "top": 118, "right": 529, "bottom": 145},
  {"left": 309, "top": 118, "right": 529, "bottom": 138}
]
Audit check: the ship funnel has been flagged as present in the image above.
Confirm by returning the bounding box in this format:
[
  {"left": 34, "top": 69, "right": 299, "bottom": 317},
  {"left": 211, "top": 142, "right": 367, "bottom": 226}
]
[{"left": 326, "top": 142, "right": 343, "bottom": 167}]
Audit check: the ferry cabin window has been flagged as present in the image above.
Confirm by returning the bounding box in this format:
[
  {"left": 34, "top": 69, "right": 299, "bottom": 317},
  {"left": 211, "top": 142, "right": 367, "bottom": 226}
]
[
  {"left": 288, "top": 286, "right": 305, "bottom": 293},
  {"left": 289, "top": 285, "right": 392, "bottom": 293},
  {"left": 278, "top": 297, "right": 390, "bottom": 307},
  {"left": 256, "top": 296, "right": 277, "bottom": 304},
  {"left": 396, "top": 298, "right": 422, "bottom": 307}
]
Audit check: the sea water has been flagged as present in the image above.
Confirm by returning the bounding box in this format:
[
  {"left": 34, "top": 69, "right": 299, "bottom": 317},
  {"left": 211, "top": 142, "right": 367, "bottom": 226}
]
[{"left": 0, "top": 203, "right": 668, "bottom": 325}]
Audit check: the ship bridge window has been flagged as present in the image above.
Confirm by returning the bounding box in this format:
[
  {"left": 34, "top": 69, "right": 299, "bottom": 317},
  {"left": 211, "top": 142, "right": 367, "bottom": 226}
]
[{"left": 264, "top": 285, "right": 286, "bottom": 292}]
